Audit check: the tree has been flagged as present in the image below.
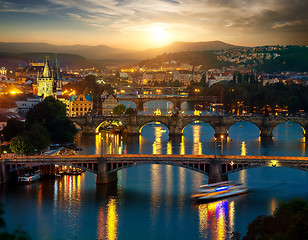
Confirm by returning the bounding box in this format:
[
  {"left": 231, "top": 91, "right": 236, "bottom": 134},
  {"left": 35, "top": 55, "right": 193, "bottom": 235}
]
[
  {"left": 1, "top": 119, "right": 25, "bottom": 142},
  {"left": 112, "top": 104, "right": 126, "bottom": 115},
  {"left": 26, "top": 96, "right": 77, "bottom": 143},
  {"left": 9, "top": 136, "right": 32, "bottom": 155},
  {"left": 242, "top": 198, "right": 308, "bottom": 240},
  {"left": 125, "top": 107, "right": 137, "bottom": 115},
  {"left": 23, "top": 123, "right": 51, "bottom": 153}
]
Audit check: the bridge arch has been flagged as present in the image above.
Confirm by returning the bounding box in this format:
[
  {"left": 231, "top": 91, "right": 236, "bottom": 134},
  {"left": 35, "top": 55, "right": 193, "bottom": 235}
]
[
  {"left": 182, "top": 120, "right": 215, "bottom": 139},
  {"left": 139, "top": 120, "right": 170, "bottom": 134},
  {"left": 272, "top": 121, "right": 306, "bottom": 140},
  {"left": 95, "top": 120, "right": 126, "bottom": 133},
  {"left": 228, "top": 121, "right": 261, "bottom": 141},
  {"left": 106, "top": 161, "right": 210, "bottom": 176}
]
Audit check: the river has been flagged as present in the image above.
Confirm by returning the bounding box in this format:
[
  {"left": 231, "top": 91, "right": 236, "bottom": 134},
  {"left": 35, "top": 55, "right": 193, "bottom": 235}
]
[{"left": 1, "top": 100, "right": 308, "bottom": 240}]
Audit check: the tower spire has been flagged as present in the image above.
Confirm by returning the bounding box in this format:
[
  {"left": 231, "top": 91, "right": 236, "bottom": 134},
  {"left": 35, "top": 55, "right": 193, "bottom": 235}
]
[{"left": 42, "top": 56, "right": 51, "bottom": 78}]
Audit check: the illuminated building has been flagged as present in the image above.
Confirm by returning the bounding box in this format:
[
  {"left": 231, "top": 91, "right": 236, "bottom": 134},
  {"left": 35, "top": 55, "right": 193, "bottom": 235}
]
[
  {"left": 70, "top": 94, "right": 93, "bottom": 117},
  {"left": 36, "top": 56, "right": 62, "bottom": 98},
  {"left": 100, "top": 94, "right": 120, "bottom": 115}
]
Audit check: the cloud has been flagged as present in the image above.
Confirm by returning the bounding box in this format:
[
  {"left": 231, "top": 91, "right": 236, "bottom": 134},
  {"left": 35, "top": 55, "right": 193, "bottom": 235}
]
[{"left": 1, "top": 0, "right": 307, "bottom": 46}]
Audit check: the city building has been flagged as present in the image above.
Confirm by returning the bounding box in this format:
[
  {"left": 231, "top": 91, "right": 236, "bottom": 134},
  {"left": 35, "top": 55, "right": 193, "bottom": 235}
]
[
  {"left": 36, "top": 57, "right": 62, "bottom": 98},
  {"left": 57, "top": 95, "right": 70, "bottom": 116},
  {"left": 9, "top": 94, "right": 42, "bottom": 116},
  {"left": 0, "top": 95, "right": 18, "bottom": 113},
  {"left": 70, "top": 94, "right": 93, "bottom": 117},
  {"left": 100, "top": 94, "right": 120, "bottom": 115}
]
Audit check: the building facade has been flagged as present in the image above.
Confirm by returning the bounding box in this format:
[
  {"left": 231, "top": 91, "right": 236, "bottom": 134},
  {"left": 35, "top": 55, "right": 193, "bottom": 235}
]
[{"left": 70, "top": 94, "right": 93, "bottom": 117}]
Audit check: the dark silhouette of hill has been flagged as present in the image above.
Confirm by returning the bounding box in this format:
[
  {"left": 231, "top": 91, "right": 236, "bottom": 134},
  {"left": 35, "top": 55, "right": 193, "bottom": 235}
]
[
  {"left": 0, "top": 42, "right": 131, "bottom": 60},
  {"left": 0, "top": 41, "right": 243, "bottom": 61}
]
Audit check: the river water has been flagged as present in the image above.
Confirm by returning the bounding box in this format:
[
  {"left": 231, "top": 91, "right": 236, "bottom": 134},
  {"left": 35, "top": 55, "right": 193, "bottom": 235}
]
[{"left": 1, "top": 100, "right": 308, "bottom": 240}]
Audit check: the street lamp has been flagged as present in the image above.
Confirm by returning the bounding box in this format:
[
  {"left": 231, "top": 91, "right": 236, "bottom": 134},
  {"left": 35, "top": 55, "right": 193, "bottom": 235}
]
[
  {"left": 220, "top": 135, "right": 224, "bottom": 155},
  {"left": 214, "top": 137, "right": 217, "bottom": 159}
]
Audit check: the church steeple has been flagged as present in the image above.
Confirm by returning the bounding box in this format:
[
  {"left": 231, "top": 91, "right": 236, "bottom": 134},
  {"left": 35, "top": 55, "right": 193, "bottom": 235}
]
[
  {"left": 42, "top": 56, "right": 51, "bottom": 78},
  {"left": 54, "top": 54, "right": 60, "bottom": 80}
]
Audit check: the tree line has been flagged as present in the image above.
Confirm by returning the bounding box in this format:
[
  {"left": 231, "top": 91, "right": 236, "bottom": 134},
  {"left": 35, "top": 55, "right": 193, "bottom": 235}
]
[{"left": 189, "top": 80, "right": 308, "bottom": 114}]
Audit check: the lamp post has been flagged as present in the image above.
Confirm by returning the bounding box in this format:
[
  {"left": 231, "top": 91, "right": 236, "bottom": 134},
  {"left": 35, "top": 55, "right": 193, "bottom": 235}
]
[
  {"left": 220, "top": 135, "right": 224, "bottom": 156},
  {"left": 214, "top": 137, "right": 217, "bottom": 159}
]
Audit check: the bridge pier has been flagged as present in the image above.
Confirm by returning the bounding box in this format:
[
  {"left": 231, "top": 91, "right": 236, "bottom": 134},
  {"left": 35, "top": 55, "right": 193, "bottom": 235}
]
[
  {"left": 96, "top": 158, "right": 117, "bottom": 184},
  {"left": 208, "top": 158, "right": 223, "bottom": 184},
  {"left": 0, "top": 160, "right": 7, "bottom": 183}
]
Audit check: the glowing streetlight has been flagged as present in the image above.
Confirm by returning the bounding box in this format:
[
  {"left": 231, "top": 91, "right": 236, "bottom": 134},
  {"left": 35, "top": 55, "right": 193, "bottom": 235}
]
[{"left": 220, "top": 135, "right": 224, "bottom": 156}]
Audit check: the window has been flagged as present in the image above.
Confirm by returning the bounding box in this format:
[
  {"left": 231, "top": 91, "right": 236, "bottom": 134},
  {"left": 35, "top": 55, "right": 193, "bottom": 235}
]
[
  {"left": 85, "top": 108, "right": 87, "bottom": 111},
  {"left": 76, "top": 108, "right": 78, "bottom": 111},
  {"left": 80, "top": 108, "right": 83, "bottom": 111}
]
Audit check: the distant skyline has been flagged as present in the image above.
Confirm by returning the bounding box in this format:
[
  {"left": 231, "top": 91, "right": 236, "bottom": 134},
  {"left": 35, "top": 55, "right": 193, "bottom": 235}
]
[{"left": 1, "top": 0, "right": 307, "bottom": 50}]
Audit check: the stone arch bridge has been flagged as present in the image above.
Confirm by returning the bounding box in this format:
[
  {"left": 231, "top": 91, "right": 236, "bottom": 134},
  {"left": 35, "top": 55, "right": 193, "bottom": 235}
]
[
  {"left": 1, "top": 154, "right": 308, "bottom": 184},
  {"left": 71, "top": 114, "right": 308, "bottom": 139},
  {"left": 118, "top": 96, "right": 219, "bottom": 111}
]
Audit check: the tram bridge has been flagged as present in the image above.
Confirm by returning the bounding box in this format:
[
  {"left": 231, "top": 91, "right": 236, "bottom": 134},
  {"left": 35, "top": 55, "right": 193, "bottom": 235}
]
[{"left": 1, "top": 154, "right": 308, "bottom": 184}]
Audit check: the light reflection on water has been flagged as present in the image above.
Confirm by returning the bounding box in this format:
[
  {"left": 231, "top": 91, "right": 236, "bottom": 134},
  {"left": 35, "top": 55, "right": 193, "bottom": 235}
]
[
  {"left": 2, "top": 113, "right": 308, "bottom": 240},
  {"left": 198, "top": 200, "right": 234, "bottom": 240}
]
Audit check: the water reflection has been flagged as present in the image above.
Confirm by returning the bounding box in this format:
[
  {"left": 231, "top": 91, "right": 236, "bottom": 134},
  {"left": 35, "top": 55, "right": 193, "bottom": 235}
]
[
  {"left": 192, "top": 123, "right": 203, "bottom": 155},
  {"left": 198, "top": 200, "right": 235, "bottom": 240},
  {"left": 241, "top": 141, "right": 247, "bottom": 156},
  {"left": 97, "top": 197, "right": 118, "bottom": 240},
  {"left": 151, "top": 165, "right": 162, "bottom": 227}
]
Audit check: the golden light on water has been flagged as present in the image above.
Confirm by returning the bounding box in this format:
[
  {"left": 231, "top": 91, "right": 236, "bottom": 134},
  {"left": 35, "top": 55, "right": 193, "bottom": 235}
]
[
  {"left": 270, "top": 198, "right": 278, "bottom": 214},
  {"left": 198, "top": 203, "right": 209, "bottom": 239},
  {"left": 106, "top": 197, "right": 118, "bottom": 240},
  {"left": 167, "top": 141, "right": 172, "bottom": 155},
  {"left": 153, "top": 127, "right": 163, "bottom": 154},
  {"left": 192, "top": 124, "right": 202, "bottom": 155},
  {"left": 180, "top": 135, "right": 185, "bottom": 155},
  {"left": 241, "top": 141, "right": 247, "bottom": 156},
  {"left": 151, "top": 165, "right": 162, "bottom": 223}
]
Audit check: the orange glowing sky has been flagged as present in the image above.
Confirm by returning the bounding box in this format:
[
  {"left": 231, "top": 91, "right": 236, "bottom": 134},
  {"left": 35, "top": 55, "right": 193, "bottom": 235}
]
[{"left": 0, "top": 0, "right": 307, "bottom": 50}]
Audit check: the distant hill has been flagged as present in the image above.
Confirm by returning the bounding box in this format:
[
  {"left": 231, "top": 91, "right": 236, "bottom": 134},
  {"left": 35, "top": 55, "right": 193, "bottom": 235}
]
[
  {"left": 0, "top": 42, "right": 131, "bottom": 60},
  {"left": 108, "top": 41, "right": 244, "bottom": 60},
  {"left": 0, "top": 41, "right": 243, "bottom": 61}
]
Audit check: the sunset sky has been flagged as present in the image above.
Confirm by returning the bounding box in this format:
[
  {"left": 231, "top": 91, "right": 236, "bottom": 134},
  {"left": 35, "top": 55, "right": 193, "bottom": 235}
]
[{"left": 1, "top": 0, "right": 307, "bottom": 50}]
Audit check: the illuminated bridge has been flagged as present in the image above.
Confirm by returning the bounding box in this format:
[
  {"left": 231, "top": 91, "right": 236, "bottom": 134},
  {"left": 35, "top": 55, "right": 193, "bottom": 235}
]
[
  {"left": 72, "top": 114, "right": 308, "bottom": 139},
  {"left": 1, "top": 154, "right": 308, "bottom": 184}
]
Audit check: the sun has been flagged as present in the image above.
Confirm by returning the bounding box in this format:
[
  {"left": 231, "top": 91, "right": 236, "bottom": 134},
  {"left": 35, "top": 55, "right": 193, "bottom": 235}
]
[{"left": 150, "top": 26, "right": 169, "bottom": 44}]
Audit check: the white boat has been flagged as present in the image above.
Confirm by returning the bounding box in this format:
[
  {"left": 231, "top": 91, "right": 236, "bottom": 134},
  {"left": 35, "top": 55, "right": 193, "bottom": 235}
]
[
  {"left": 18, "top": 170, "right": 43, "bottom": 183},
  {"left": 192, "top": 181, "right": 248, "bottom": 202}
]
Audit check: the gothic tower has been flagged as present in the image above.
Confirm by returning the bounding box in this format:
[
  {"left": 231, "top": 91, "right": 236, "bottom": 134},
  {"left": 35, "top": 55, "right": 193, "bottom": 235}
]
[{"left": 37, "top": 57, "right": 54, "bottom": 98}]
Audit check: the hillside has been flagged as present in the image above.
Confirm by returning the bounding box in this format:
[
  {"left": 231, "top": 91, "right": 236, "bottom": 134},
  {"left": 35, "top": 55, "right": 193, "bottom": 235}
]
[
  {"left": 138, "top": 50, "right": 230, "bottom": 70},
  {"left": 0, "top": 41, "right": 242, "bottom": 61},
  {"left": 256, "top": 46, "right": 308, "bottom": 72}
]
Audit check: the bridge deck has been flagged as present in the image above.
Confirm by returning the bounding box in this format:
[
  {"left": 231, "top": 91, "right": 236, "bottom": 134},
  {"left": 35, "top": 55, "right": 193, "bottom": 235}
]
[{"left": 2, "top": 154, "right": 308, "bottom": 164}]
